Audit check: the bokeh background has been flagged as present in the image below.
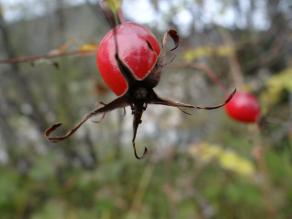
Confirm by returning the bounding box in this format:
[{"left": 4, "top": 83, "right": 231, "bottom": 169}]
[{"left": 0, "top": 0, "right": 291, "bottom": 218}]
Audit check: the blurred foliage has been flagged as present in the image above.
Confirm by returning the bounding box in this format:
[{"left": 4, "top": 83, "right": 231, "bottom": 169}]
[
  {"left": 0, "top": 143, "right": 292, "bottom": 219},
  {"left": 189, "top": 143, "right": 255, "bottom": 177},
  {"left": 261, "top": 68, "right": 292, "bottom": 112},
  {"left": 184, "top": 45, "right": 234, "bottom": 61},
  {"left": 106, "top": 0, "right": 122, "bottom": 13},
  {"left": 78, "top": 43, "right": 99, "bottom": 52}
]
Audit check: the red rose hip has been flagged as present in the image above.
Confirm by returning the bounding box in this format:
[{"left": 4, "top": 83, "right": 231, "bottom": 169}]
[
  {"left": 225, "top": 91, "right": 261, "bottom": 123},
  {"left": 45, "top": 15, "right": 236, "bottom": 160},
  {"left": 96, "top": 22, "right": 161, "bottom": 96}
]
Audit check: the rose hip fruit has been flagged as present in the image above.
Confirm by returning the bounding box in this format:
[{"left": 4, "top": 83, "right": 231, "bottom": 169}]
[
  {"left": 96, "top": 22, "right": 161, "bottom": 96},
  {"left": 45, "top": 19, "right": 236, "bottom": 159},
  {"left": 225, "top": 91, "right": 261, "bottom": 123}
]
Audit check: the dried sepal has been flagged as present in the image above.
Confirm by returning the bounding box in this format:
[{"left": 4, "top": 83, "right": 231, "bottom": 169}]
[
  {"left": 162, "top": 29, "right": 180, "bottom": 52},
  {"left": 149, "top": 89, "right": 236, "bottom": 110},
  {"left": 45, "top": 95, "right": 129, "bottom": 142},
  {"left": 131, "top": 106, "right": 148, "bottom": 159}
]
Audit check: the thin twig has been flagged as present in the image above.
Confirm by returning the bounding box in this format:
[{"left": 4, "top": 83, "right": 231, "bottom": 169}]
[
  {"left": 0, "top": 50, "right": 95, "bottom": 65},
  {"left": 172, "top": 62, "right": 228, "bottom": 94}
]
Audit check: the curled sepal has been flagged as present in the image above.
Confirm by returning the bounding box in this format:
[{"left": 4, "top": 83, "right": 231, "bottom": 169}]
[
  {"left": 159, "top": 29, "right": 179, "bottom": 68},
  {"left": 132, "top": 141, "right": 148, "bottom": 160},
  {"left": 194, "top": 88, "right": 236, "bottom": 110},
  {"left": 45, "top": 110, "right": 101, "bottom": 142},
  {"left": 44, "top": 95, "right": 129, "bottom": 142},
  {"left": 162, "top": 29, "right": 179, "bottom": 52},
  {"left": 132, "top": 107, "right": 148, "bottom": 159},
  {"left": 149, "top": 89, "right": 236, "bottom": 110},
  {"left": 44, "top": 123, "right": 63, "bottom": 142}
]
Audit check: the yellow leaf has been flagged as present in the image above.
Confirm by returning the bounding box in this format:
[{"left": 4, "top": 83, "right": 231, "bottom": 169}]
[
  {"left": 79, "top": 43, "right": 98, "bottom": 52},
  {"left": 183, "top": 45, "right": 234, "bottom": 61},
  {"left": 188, "top": 143, "right": 223, "bottom": 162},
  {"left": 261, "top": 68, "right": 292, "bottom": 112},
  {"left": 184, "top": 46, "right": 213, "bottom": 61},
  {"left": 188, "top": 143, "right": 256, "bottom": 177},
  {"left": 219, "top": 150, "right": 255, "bottom": 177},
  {"left": 48, "top": 38, "right": 77, "bottom": 55},
  {"left": 217, "top": 45, "right": 234, "bottom": 57},
  {"left": 104, "top": 0, "right": 121, "bottom": 13}
]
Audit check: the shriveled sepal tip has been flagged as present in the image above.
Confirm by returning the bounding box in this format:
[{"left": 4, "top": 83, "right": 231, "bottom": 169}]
[
  {"left": 194, "top": 88, "right": 236, "bottom": 110},
  {"left": 162, "top": 29, "right": 180, "bottom": 52},
  {"left": 133, "top": 141, "right": 148, "bottom": 159},
  {"left": 44, "top": 123, "right": 63, "bottom": 142}
]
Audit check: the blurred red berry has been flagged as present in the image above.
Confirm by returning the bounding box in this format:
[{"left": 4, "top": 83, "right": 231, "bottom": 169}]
[{"left": 225, "top": 91, "right": 261, "bottom": 123}]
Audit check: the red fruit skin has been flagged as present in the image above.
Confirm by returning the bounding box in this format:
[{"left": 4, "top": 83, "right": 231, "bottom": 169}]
[
  {"left": 96, "top": 22, "right": 161, "bottom": 96},
  {"left": 225, "top": 92, "right": 261, "bottom": 123}
]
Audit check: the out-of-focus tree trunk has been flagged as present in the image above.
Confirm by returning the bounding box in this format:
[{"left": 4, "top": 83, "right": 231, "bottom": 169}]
[
  {"left": 114, "top": 110, "right": 125, "bottom": 159},
  {"left": 54, "top": 0, "right": 99, "bottom": 168},
  {"left": 0, "top": 106, "right": 18, "bottom": 165},
  {"left": 0, "top": 7, "right": 49, "bottom": 134}
]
